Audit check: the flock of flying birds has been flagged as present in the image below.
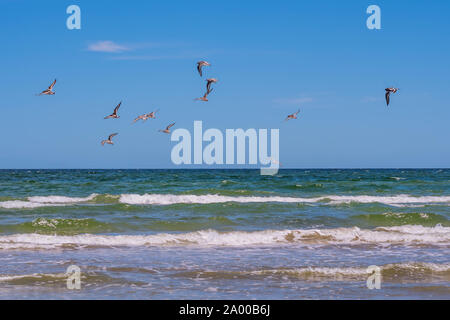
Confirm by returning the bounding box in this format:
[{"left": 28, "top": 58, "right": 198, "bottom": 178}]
[{"left": 36, "top": 62, "right": 400, "bottom": 146}]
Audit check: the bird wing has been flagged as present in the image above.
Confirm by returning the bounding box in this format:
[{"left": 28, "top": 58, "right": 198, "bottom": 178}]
[
  {"left": 48, "top": 79, "right": 56, "bottom": 90},
  {"left": 197, "top": 64, "right": 203, "bottom": 77},
  {"left": 108, "top": 133, "right": 118, "bottom": 140},
  {"left": 113, "top": 102, "right": 122, "bottom": 114},
  {"left": 149, "top": 109, "right": 159, "bottom": 116},
  {"left": 167, "top": 123, "right": 175, "bottom": 130},
  {"left": 385, "top": 91, "right": 390, "bottom": 106}
]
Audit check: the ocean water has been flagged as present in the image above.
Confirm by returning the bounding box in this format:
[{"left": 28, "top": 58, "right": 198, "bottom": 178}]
[{"left": 0, "top": 169, "right": 449, "bottom": 299}]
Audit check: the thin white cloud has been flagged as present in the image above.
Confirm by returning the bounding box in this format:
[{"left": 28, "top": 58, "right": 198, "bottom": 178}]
[
  {"left": 87, "top": 41, "right": 215, "bottom": 62},
  {"left": 87, "top": 41, "right": 131, "bottom": 53}
]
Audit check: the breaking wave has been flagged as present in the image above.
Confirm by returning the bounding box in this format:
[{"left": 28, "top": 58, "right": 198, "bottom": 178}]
[
  {"left": 174, "top": 262, "right": 450, "bottom": 281},
  {"left": 0, "top": 225, "right": 448, "bottom": 250},
  {"left": 1, "top": 193, "right": 449, "bottom": 209},
  {"left": 118, "top": 193, "right": 450, "bottom": 206},
  {"left": 0, "top": 194, "right": 98, "bottom": 209}
]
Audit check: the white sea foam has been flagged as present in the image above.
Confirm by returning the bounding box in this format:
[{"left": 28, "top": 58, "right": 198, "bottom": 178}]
[
  {"left": 119, "top": 193, "right": 450, "bottom": 206},
  {"left": 119, "top": 194, "right": 311, "bottom": 205},
  {"left": 0, "top": 225, "right": 448, "bottom": 249},
  {"left": 325, "top": 195, "right": 450, "bottom": 206},
  {"left": 0, "top": 273, "right": 67, "bottom": 282},
  {"left": 27, "top": 194, "right": 97, "bottom": 203},
  {"left": 249, "top": 262, "right": 450, "bottom": 278},
  {"left": 392, "top": 177, "right": 405, "bottom": 181},
  {"left": 0, "top": 194, "right": 97, "bottom": 209},
  {"left": 2, "top": 263, "right": 447, "bottom": 284},
  {"left": 0, "top": 201, "right": 57, "bottom": 209},
  {"left": 1, "top": 193, "right": 449, "bottom": 209}
]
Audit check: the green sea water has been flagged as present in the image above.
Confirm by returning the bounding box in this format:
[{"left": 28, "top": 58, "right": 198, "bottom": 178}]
[{"left": 0, "top": 169, "right": 449, "bottom": 299}]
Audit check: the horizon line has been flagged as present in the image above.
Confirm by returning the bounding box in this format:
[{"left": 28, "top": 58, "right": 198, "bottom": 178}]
[{"left": 0, "top": 168, "right": 449, "bottom": 170}]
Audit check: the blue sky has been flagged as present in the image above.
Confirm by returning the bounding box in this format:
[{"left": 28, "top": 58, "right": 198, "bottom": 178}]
[{"left": 0, "top": 0, "right": 449, "bottom": 168}]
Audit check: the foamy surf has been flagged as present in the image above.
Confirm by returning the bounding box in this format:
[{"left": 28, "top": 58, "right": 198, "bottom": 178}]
[
  {"left": 1, "top": 169, "right": 448, "bottom": 299},
  {"left": 0, "top": 194, "right": 98, "bottom": 209},
  {"left": 27, "top": 194, "right": 97, "bottom": 203},
  {"left": 2, "top": 263, "right": 447, "bottom": 285},
  {"left": 119, "top": 193, "right": 450, "bottom": 206},
  {"left": 1, "top": 193, "right": 450, "bottom": 209},
  {"left": 183, "top": 262, "right": 450, "bottom": 280},
  {"left": 0, "top": 200, "right": 62, "bottom": 209},
  {"left": 119, "top": 193, "right": 309, "bottom": 205},
  {"left": 0, "top": 273, "right": 67, "bottom": 282},
  {"left": 0, "top": 225, "right": 448, "bottom": 249}
]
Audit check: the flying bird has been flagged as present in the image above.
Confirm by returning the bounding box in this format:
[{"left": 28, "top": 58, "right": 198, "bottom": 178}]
[
  {"left": 206, "top": 78, "right": 218, "bottom": 93},
  {"left": 197, "top": 61, "right": 210, "bottom": 77},
  {"left": 285, "top": 109, "right": 300, "bottom": 121},
  {"left": 195, "top": 90, "right": 212, "bottom": 102},
  {"left": 104, "top": 101, "right": 122, "bottom": 119},
  {"left": 385, "top": 87, "right": 399, "bottom": 106},
  {"left": 133, "top": 109, "right": 159, "bottom": 123},
  {"left": 145, "top": 109, "right": 159, "bottom": 120},
  {"left": 37, "top": 79, "right": 57, "bottom": 96},
  {"left": 101, "top": 133, "right": 118, "bottom": 146},
  {"left": 159, "top": 122, "right": 175, "bottom": 134},
  {"left": 132, "top": 113, "right": 148, "bottom": 123}
]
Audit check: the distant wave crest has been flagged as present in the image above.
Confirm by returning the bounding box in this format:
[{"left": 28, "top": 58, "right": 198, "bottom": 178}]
[
  {"left": 1, "top": 193, "right": 450, "bottom": 209},
  {"left": 119, "top": 193, "right": 450, "bottom": 207},
  {"left": 0, "top": 194, "right": 98, "bottom": 209}
]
